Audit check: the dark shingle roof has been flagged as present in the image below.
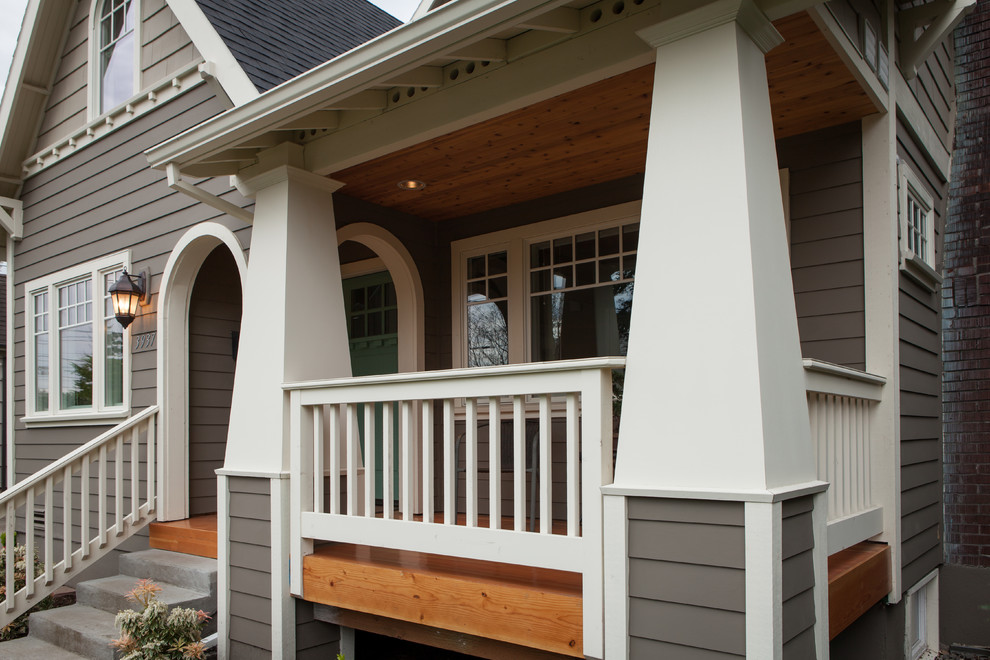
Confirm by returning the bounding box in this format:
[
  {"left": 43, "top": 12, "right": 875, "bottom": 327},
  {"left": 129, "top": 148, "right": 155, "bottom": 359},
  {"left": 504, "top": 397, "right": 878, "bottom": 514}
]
[{"left": 195, "top": 0, "right": 402, "bottom": 92}]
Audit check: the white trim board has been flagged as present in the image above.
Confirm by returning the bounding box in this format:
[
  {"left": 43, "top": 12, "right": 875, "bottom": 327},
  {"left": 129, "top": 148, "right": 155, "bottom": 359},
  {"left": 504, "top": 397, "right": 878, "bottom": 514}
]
[{"left": 164, "top": 0, "right": 260, "bottom": 106}]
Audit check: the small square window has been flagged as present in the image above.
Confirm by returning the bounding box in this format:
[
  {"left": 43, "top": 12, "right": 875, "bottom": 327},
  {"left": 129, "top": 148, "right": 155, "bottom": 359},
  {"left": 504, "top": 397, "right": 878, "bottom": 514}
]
[{"left": 898, "top": 162, "right": 939, "bottom": 289}]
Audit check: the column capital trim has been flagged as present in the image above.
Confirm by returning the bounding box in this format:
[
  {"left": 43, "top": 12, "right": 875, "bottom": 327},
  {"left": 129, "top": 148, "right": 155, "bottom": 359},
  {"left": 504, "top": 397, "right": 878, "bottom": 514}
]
[
  {"left": 636, "top": 0, "right": 784, "bottom": 53},
  {"left": 235, "top": 165, "right": 345, "bottom": 198}
]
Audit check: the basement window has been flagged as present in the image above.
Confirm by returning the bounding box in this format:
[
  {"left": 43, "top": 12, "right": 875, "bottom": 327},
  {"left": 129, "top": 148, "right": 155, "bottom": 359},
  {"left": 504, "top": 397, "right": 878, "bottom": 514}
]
[{"left": 905, "top": 570, "right": 939, "bottom": 659}]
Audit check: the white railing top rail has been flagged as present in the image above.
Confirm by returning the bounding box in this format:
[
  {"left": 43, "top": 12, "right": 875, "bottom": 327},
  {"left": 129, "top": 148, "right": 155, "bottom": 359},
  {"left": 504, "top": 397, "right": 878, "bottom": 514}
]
[
  {"left": 283, "top": 357, "right": 626, "bottom": 391},
  {"left": 803, "top": 359, "right": 885, "bottom": 401},
  {"left": 0, "top": 405, "right": 158, "bottom": 503}
]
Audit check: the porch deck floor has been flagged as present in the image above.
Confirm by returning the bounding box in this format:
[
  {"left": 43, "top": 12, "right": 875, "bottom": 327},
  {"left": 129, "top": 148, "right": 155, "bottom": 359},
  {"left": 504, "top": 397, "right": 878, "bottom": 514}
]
[
  {"left": 149, "top": 514, "right": 218, "bottom": 559},
  {"left": 302, "top": 542, "right": 583, "bottom": 657}
]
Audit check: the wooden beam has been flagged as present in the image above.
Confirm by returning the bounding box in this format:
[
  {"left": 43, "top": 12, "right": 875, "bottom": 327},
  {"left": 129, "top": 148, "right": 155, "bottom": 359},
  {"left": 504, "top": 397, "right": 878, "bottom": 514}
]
[
  {"left": 517, "top": 8, "right": 580, "bottom": 33},
  {"left": 313, "top": 604, "right": 576, "bottom": 660},
  {"left": 828, "top": 542, "right": 891, "bottom": 639},
  {"left": 383, "top": 66, "right": 445, "bottom": 88},
  {"left": 448, "top": 38, "right": 508, "bottom": 61},
  {"left": 148, "top": 514, "right": 218, "bottom": 559},
  {"left": 325, "top": 90, "right": 388, "bottom": 110},
  {"left": 279, "top": 110, "right": 341, "bottom": 131},
  {"left": 302, "top": 544, "right": 583, "bottom": 657}
]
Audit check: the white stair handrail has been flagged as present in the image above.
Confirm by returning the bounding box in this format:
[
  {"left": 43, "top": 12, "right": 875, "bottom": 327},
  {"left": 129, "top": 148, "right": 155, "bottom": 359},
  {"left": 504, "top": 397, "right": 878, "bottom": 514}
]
[{"left": 0, "top": 405, "right": 159, "bottom": 627}]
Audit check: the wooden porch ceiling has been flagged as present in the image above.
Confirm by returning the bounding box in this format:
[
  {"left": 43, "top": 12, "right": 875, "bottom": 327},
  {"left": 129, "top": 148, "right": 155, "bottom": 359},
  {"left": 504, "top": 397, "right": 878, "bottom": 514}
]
[{"left": 330, "top": 12, "right": 876, "bottom": 222}]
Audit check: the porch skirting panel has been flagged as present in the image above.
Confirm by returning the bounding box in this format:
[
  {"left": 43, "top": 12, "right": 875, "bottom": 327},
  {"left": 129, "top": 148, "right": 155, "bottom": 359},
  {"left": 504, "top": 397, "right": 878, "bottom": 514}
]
[
  {"left": 225, "top": 476, "right": 339, "bottom": 658},
  {"left": 626, "top": 497, "right": 746, "bottom": 658}
]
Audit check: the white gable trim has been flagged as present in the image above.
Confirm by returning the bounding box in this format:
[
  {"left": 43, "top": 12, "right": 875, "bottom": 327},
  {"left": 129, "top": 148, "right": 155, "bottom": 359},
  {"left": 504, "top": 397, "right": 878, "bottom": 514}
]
[{"left": 165, "top": 0, "right": 260, "bottom": 106}]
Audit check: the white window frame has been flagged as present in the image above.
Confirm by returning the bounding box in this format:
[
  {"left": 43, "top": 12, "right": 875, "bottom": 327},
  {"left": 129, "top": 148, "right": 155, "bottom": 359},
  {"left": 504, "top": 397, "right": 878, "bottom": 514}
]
[
  {"left": 905, "top": 569, "right": 939, "bottom": 660},
  {"left": 24, "top": 252, "right": 132, "bottom": 426},
  {"left": 88, "top": 0, "right": 142, "bottom": 120},
  {"left": 450, "top": 201, "right": 641, "bottom": 369},
  {"left": 898, "top": 161, "right": 940, "bottom": 289}
]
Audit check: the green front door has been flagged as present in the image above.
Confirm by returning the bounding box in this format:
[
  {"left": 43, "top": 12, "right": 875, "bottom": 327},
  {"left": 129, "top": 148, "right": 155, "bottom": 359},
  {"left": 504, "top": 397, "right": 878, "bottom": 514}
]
[{"left": 343, "top": 271, "right": 399, "bottom": 502}]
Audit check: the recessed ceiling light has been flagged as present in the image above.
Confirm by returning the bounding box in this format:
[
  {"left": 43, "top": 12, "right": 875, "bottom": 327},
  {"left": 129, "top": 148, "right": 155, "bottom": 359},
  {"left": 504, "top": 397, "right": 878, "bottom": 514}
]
[{"left": 397, "top": 179, "right": 426, "bottom": 191}]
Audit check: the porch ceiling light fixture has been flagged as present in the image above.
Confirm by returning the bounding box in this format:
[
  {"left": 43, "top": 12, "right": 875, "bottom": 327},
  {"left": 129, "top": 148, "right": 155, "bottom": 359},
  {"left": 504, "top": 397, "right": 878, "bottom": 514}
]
[
  {"left": 109, "top": 269, "right": 147, "bottom": 329},
  {"left": 397, "top": 179, "right": 426, "bottom": 191}
]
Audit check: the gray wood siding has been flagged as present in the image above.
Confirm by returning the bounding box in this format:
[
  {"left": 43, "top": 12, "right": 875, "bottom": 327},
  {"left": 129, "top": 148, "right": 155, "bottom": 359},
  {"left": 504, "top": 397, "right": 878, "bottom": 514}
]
[
  {"left": 782, "top": 497, "right": 817, "bottom": 659},
  {"left": 627, "top": 498, "right": 745, "bottom": 659},
  {"left": 14, "top": 83, "right": 251, "bottom": 484},
  {"left": 37, "top": 1, "right": 89, "bottom": 152},
  {"left": 188, "top": 247, "right": 241, "bottom": 516},
  {"left": 778, "top": 122, "right": 866, "bottom": 369},
  {"left": 36, "top": 0, "right": 202, "bottom": 155},
  {"left": 141, "top": 0, "right": 200, "bottom": 88},
  {"left": 896, "top": 117, "right": 944, "bottom": 591},
  {"left": 228, "top": 476, "right": 273, "bottom": 656}
]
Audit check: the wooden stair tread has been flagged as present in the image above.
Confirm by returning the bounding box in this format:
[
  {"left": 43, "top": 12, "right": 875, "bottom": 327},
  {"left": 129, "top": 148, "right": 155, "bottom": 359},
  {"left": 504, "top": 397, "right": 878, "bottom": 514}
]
[
  {"left": 303, "top": 543, "right": 583, "bottom": 657},
  {"left": 149, "top": 514, "right": 218, "bottom": 559},
  {"left": 827, "top": 541, "right": 890, "bottom": 640}
]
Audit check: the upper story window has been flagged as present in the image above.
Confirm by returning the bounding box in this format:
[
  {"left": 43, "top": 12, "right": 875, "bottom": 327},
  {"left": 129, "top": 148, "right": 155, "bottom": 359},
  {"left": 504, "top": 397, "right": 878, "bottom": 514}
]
[
  {"left": 25, "top": 254, "right": 131, "bottom": 423},
  {"left": 453, "top": 202, "right": 639, "bottom": 368},
  {"left": 898, "top": 161, "right": 939, "bottom": 288},
  {"left": 96, "top": 0, "right": 138, "bottom": 113}
]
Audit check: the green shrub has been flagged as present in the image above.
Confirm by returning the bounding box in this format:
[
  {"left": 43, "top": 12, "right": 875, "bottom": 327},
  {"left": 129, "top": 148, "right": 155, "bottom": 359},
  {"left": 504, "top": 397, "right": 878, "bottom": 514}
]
[
  {"left": 0, "top": 537, "right": 56, "bottom": 641},
  {"left": 111, "top": 579, "right": 211, "bottom": 660}
]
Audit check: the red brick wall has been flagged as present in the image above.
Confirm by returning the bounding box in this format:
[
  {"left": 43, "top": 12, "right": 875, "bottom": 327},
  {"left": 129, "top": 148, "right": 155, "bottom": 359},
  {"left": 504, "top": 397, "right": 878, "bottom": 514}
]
[{"left": 943, "top": 1, "right": 990, "bottom": 567}]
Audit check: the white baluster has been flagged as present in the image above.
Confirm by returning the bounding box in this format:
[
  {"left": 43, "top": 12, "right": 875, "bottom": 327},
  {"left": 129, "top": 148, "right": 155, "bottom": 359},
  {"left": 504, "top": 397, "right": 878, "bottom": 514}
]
[
  {"left": 131, "top": 427, "right": 140, "bottom": 522},
  {"left": 346, "top": 403, "right": 359, "bottom": 517},
  {"left": 466, "top": 398, "right": 478, "bottom": 528},
  {"left": 80, "top": 460, "right": 90, "bottom": 559},
  {"left": 44, "top": 478, "right": 53, "bottom": 584},
  {"left": 566, "top": 393, "right": 579, "bottom": 537},
  {"left": 422, "top": 400, "right": 434, "bottom": 524},
  {"left": 115, "top": 435, "right": 124, "bottom": 536},
  {"left": 5, "top": 500, "right": 14, "bottom": 611},
  {"left": 314, "top": 406, "right": 324, "bottom": 515},
  {"left": 146, "top": 416, "right": 156, "bottom": 512},
  {"left": 401, "top": 401, "right": 414, "bottom": 522},
  {"left": 489, "top": 398, "right": 501, "bottom": 529},
  {"left": 364, "top": 403, "right": 375, "bottom": 518},
  {"left": 63, "top": 465, "right": 72, "bottom": 570},
  {"left": 329, "top": 405, "right": 341, "bottom": 515},
  {"left": 539, "top": 394, "right": 551, "bottom": 535},
  {"left": 443, "top": 399, "right": 454, "bottom": 525},
  {"left": 98, "top": 445, "right": 107, "bottom": 547},
  {"left": 382, "top": 402, "right": 394, "bottom": 519},
  {"left": 513, "top": 395, "right": 525, "bottom": 532},
  {"left": 25, "top": 487, "right": 35, "bottom": 595}
]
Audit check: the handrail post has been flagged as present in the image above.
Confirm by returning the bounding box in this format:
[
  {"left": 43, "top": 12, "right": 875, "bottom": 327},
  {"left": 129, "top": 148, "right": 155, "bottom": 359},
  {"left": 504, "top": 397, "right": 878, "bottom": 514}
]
[
  {"left": 580, "top": 366, "right": 613, "bottom": 660},
  {"left": 288, "top": 389, "right": 313, "bottom": 596}
]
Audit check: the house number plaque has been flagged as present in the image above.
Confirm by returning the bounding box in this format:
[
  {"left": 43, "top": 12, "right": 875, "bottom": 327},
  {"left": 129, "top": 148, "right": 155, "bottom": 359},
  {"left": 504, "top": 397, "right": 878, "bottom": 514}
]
[{"left": 133, "top": 332, "right": 156, "bottom": 353}]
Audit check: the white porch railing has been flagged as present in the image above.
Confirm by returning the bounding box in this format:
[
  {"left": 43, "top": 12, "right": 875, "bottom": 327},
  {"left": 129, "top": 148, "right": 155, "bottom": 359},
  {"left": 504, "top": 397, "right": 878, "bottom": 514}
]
[
  {"left": 804, "top": 360, "right": 886, "bottom": 554},
  {"left": 0, "top": 406, "right": 158, "bottom": 627},
  {"left": 286, "top": 357, "right": 622, "bottom": 657}
]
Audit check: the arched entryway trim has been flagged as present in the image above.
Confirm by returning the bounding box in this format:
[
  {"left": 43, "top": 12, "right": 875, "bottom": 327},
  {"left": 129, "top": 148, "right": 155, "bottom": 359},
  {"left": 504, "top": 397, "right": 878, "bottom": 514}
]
[
  {"left": 157, "top": 222, "right": 247, "bottom": 521},
  {"left": 337, "top": 223, "right": 425, "bottom": 373}
]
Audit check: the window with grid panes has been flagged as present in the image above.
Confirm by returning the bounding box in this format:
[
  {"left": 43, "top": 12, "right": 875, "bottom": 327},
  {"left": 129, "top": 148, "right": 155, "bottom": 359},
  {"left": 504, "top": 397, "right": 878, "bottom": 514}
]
[
  {"left": 25, "top": 255, "right": 130, "bottom": 421},
  {"left": 529, "top": 223, "right": 637, "bottom": 361},
  {"left": 98, "top": 0, "right": 137, "bottom": 113},
  {"left": 465, "top": 251, "right": 508, "bottom": 367}
]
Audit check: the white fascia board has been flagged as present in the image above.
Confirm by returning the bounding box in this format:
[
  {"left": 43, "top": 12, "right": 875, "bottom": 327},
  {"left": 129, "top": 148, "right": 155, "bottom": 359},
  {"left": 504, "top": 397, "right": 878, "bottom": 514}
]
[
  {"left": 146, "top": 0, "right": 603, "bottom": 170},
  {"left": 164, "top": 0, "right": 260, "bottom": 106},
  {"left": 0, "top": 0, "right": 42, "bottom": 168}
]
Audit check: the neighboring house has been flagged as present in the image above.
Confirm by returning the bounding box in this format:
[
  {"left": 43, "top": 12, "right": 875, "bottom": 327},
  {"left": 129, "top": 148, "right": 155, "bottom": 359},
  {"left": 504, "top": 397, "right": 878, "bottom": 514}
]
[
  {"left": 0, "top": 0, "right": 973, "bottom": 659},
  {"left": 941, "top": 0, "right": 990, "bottom": 651}
]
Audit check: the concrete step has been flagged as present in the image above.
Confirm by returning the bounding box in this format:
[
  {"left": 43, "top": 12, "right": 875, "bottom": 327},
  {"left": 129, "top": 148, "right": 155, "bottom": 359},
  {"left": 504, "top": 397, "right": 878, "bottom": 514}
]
[
  {"left": 0, "top": 636, "right": 88, "bottom": 659},
  {"left": 27, "top": 604, "right": 120, "bottom": 660},
  {"left": 76, "top": 574, "right": 213, "bottom": 616},
  {"left": 119, "top": 549, "right": 217, "bottom": 597}
]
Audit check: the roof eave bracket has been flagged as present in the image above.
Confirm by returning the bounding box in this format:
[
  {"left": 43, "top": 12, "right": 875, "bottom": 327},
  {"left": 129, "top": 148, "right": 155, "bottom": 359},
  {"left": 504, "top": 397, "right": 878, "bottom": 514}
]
[
  {"left": 0, "top": 197, "right": 23, "bottom": 240},
  {"left": 898, "top": 0, "right": 976, "bottom": 80},
  {"left": 166, "top": 163, "right": 254, "bottom": 225}
]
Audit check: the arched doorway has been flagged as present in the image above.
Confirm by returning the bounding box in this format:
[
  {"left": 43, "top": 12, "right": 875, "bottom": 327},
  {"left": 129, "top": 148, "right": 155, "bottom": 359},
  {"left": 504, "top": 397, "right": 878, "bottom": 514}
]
[
  {"left": 187, "top": 247, "right": 242, "bottom": 515},
  {"left": 157, "top": 223, "right": 247, "bottom": 522}
]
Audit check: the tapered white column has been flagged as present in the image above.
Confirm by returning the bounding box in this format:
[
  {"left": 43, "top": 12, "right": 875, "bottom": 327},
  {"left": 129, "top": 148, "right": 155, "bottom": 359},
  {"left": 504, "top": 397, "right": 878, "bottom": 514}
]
[
  {"left": 615, "top": 0, "right": 814, "bottom": 493},
  {"left": 225, "top": 143, "right": 351, "bottom": 472}
]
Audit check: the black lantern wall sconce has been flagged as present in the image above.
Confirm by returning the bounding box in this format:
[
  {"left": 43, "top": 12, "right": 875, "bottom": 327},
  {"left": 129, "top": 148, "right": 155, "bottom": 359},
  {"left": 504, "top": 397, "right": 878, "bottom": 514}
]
[{"left": 108, "top": 269, "right": 148, "bottom": 329}]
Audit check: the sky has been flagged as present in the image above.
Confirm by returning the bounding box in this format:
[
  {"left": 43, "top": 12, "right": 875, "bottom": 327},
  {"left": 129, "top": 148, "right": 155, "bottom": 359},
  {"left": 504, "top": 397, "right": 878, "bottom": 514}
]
[{"left": 0, "top": 0, "right": 420, "bottom": 99}]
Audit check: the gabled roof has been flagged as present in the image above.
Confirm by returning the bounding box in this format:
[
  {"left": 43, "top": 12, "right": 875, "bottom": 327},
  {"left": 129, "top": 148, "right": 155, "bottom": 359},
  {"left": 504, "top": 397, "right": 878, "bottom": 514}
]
[{"left": 194, "top": 0, "right": 402, "bottom": 92}]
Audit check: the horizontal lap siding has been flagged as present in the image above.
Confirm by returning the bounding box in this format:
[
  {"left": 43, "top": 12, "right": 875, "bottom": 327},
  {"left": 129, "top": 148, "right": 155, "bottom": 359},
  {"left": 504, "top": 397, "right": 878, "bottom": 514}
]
[
  {"left": 782, "top": 497, "right": 816, "bottom": 659},
  {"left": 627, "top": 498, "right": 745, "bottom": 659},
  {"left": 13, "top": 83, "right": 251, "bottom": 485},
  {"left": 229, "top": 477, "right": 273, "bottom": 654},
  {"left": 141, "top": 0, "right": 200, "bottom": 87},
  {"left": 777, "top": 122, "right": 865, "bottom": 370},
  {"left": 36, "top": 1, "right": 88, "bottom": 153},
  {"left": 896, "top": 117, "right": 945, "bottom": 591}
]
